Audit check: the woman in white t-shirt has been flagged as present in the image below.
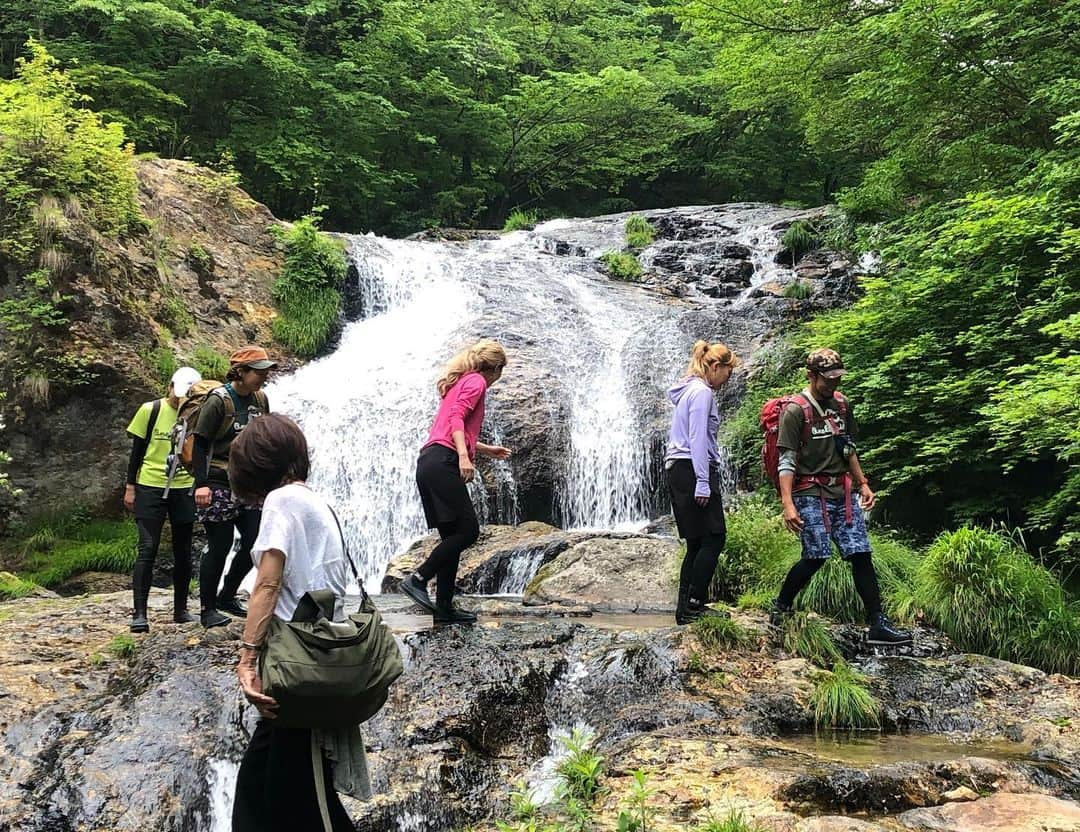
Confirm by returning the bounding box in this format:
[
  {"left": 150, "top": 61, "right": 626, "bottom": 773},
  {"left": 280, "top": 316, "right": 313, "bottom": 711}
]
[{"left": 226, "top": 414, "right": 360, "bottom": 832}]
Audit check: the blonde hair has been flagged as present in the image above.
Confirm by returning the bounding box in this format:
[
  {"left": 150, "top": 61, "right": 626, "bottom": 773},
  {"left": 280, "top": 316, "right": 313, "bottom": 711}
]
[
  {"left": 684, "top": 339, "right": 738, "bottom": 379},
  {"left": 437, "top": 339, "right": 508, "bottom": 397}
]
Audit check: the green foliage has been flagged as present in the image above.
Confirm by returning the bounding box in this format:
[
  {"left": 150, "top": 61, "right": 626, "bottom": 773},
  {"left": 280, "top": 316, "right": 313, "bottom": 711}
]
[
  {"left": 599, "top": 251, "right": 642, "bottom": 281},
  {"left": 10, "top": 510, "right": 137, "bottom": 588},
  {"left": 556, "top": 728, "right": 605, "bottom": 805},
  {"left": 106, "top": 633, "right": 137, "bottom": 659},
  {"left": 147, "top": 347, "right": 178, "bottom": 385},
  {"left": 782, "top": 612, "right": 842, "bottom": 668},
  {"left": 159, "top": 291, "right": 193, "bottom": 337},
  {"left": 271, "top": 214, "right": 347, "bottom": 358},
  {"left": 616, "top": 769, "right": 656, "bottom": 832},
  {"left": 0, "top": 571, "right": 38, "bottom": 600},
  {"left": 0, "top": 41, "right": 141, "bottom": 399},
  {"left": 781, "top": 280, "right": 812, "bottom": 300},
  {"left": 908, "top": 526, "right": 1080, "bottom": 675},
  {"left": 780, "top": 221, "right": 817, "bottom": 265},
  {"left": 191, "top": 345, "right": 229, "bottom": 381},
  {"left": 693, "top": 811, "right": 765, "bottom": 832},
  {"left": 503, "top": 209, "right": 538, "bottom": 232},
  {"left": 692, "top": 614, "right": 751, "bottom": 650},
  {"left": 811, "top": 662, "right": 881, "bottom": 730},
  {"left": 624, "top": 215, "right": 655, "bottom": 251}
]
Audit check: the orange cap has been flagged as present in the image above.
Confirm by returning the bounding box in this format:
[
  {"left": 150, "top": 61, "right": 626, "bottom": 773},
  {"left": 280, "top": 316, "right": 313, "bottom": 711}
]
[{"left": 229, "top": 346, "right": 277, "bottom": 370}]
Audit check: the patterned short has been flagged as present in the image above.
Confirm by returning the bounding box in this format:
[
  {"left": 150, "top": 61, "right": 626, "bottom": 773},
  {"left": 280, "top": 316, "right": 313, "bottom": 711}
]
[
  {"left": 795, "top": 495, "right": 871, "bottom": 560},
  {"left": 196, "top": 486, "right": 243, "bottom": 523}
]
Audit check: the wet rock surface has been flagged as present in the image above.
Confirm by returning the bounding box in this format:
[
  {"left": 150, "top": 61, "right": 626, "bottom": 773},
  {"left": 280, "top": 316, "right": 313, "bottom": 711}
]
[{"left": 1, "top": 583, "right": 1077, "bottom": 831}]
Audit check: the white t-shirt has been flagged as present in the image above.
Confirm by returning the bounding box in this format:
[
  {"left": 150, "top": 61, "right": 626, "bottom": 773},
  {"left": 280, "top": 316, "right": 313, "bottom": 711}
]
[{"left": 251, "top": 483, "right": 349, "bottom": 622}]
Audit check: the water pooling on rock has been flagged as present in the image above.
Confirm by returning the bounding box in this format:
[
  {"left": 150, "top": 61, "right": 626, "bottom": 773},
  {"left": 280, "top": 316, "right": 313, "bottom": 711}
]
[{"left": 269, "top": 206, "right": 816, "bottom": 588}]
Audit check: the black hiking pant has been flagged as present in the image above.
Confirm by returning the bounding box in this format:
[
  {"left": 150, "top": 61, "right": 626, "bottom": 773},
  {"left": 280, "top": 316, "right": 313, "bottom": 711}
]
[
  {"left": 133, "top": 485, "right": 195, "bottom": 612},
  {"left": 200, "top": 507, "right": 261, "bottom": 612}
]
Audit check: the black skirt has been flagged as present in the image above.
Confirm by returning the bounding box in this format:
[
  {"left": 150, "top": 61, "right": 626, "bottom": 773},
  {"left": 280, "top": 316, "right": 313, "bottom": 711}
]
[
  {"left": 416, "top": 443, "right": 478, "bottom": 529},
  {"left": 666, "top": 459, "right": 726, "bottom": 539}
]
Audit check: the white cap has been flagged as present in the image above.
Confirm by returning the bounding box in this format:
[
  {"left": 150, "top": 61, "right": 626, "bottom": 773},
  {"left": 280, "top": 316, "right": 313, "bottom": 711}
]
[{"left": 170, "top": 366, "right": 202, "bottom": 397}]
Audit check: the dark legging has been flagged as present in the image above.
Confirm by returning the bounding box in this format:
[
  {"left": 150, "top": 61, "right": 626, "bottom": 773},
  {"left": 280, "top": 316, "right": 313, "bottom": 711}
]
[
  {"left": 200, "top": 509, "right": 261, "bottom": 611},
  {"left": 415, "top": 516, "right": 480, "bottom": 606},
  {"left": 680, "top": 530, "right": 727, "bottom": 604},
  {"left": 232, "top": 720, "right": 353, "bottom": 832},
  {"left": 777, "top": 552, "right": 882, "bottom": 621},
  {"left": 134, "top": 516, "right": 194, "bottom": 608}
]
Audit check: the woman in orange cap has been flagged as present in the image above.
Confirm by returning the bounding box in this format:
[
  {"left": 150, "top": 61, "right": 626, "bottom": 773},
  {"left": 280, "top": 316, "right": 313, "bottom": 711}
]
[{"left": 192, "top": 346, "right": 276, "bottom": 628}]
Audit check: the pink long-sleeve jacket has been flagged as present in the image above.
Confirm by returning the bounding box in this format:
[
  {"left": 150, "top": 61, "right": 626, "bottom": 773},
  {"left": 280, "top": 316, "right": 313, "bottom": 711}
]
[{"left": 422, "top": 371, "right": 488, "bottom": 460}]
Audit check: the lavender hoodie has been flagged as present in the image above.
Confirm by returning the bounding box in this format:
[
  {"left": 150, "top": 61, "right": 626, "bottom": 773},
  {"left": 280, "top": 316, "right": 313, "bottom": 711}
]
[{"left": 665, "top": 376, "right": 720, "bottom": 498}]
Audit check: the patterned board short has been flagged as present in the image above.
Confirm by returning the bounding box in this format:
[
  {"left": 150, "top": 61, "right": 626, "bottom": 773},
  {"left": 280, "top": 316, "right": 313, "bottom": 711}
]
[
  {"left": 196, "top": 486, "right": 244, "bottom": 523},
  {"left": 794, "top": 494, "right": 871, "bottom": 560}
]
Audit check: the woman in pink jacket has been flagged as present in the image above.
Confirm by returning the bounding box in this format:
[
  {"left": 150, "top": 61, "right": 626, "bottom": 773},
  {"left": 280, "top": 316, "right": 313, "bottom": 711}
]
[{"left": 400, "top": 339, "right": 511, "bottom": 623}]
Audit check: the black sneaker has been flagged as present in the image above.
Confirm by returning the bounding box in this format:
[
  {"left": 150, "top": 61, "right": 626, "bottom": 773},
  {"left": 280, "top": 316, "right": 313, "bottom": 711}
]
[
  {"left": 768, "top": 599, "right": 793, "bottom": 627},
  {"left": 201, "top": 610, "right": 231, "bottom": 629},
  {"left": 216, "top": 595, "right": 248, "bottom": 618},
  {"left": 866, "top": 613, "right": 912, "bottom": 645},
  {"left": 130, "top": 613, "right": 149, "bottom": 633},
  {"left": 433, "top": 603, "right": 477, "bottom": 624},
  {"left": 400, "top": 574, "right": 437, "bottom": 613}
]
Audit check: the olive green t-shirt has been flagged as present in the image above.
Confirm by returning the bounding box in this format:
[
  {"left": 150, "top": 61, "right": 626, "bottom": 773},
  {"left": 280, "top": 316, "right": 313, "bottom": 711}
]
[
  {"left": 126, "top": 399, "right": 194, "bottom": 489},
  {"left": 193, "top": 385, "right": 269, "bottom": 486},
  {"left": 777, "top": 391, "right": 859, "bottom": 499}
]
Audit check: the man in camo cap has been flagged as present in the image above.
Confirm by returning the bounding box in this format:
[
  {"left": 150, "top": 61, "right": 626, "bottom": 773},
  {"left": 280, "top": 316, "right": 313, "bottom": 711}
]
[{"left": 769, "top": 348, "right": 911, "bottom": 645}]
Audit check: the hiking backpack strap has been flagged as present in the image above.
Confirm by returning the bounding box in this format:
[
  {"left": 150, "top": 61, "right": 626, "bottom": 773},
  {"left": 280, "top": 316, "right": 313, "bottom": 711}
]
[
  {"left": 327, "top": 505, "right": 367, "bottom": 602},
  {"left": 146, "top": 398, "right": 162, "bottom": 441}
]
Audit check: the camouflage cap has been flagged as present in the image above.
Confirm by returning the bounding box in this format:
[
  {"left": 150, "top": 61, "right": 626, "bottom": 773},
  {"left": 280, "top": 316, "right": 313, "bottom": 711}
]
[{"left": 806, "top": 348, "right": 846, "bottom": 378}]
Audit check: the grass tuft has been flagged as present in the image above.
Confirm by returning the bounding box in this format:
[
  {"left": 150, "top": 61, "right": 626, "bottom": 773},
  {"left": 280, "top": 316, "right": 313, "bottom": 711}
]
[
  {"left": 600, "top": 250, "right": 643, "bottom": 281},
  {"left": 624, "top": 215, "right": 655, "bottom": 250},
  {"left": 191, "top": 344, "right": 229, "bottom": 380},
  {"left": 692, "top": 614, "right": 752, "bottom": 650},
  {"left": 693, "top": 810, "right": 765, "bottom": 832},
  {"left": 0, "top": 571, "right": 39, "bottom": 600},
  {"left": 503, "top": 208, "right": 538, "bottom": 232},
  {"left": 782, "top": 611, "right": 842, "bottom": 667},
  {"left": 811, "top": 661, "right": 881, "bottom": 729},
  {"left": 782, "top": 280, "right": 812, "bottom": 299},
  {"left": 106, "top": 633, "right": 138, "bottom": 659}
]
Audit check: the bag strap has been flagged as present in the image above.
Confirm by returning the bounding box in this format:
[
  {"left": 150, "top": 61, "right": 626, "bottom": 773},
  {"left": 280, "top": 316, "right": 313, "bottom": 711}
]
[
  {"left": 311, "top": 733, "right": 333, "bottom": 832},
  {"left": 146, "top": 398, "right": 163, "bottom": 440},
  {"left": 327, "top": 504, "right": 367, "bottom": 601}
]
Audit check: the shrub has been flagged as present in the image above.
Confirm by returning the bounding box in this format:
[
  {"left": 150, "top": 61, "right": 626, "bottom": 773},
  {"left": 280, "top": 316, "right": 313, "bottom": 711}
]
[
  {"left": 0, "top": 572, "right": 38, "bottom": 600},
  {"left": 692, "top": 614, "right": 752, "bottom": 649},
  {"left": 14, "top": 512, "right": 137, "bottom": 588},
  {"left": 781, "top": 220, "right": 818, "bottom": 265},
  {"left": 782, "top": 280, "right": 812, "bottom": 299},
  {"left": 191, "top": 345, "right": 230, "bottom": 380},
  {"left": 556, "top": 728, "right": 604, "bottom": 805},
  {"left": 148, "top": 347, "right": 178, "bottom": 384},
  {"left": 503, "top": 209, "right": 538, "bottom": 232},
  {"left": 811, "top": 661, "right": 881, "bottom": 729},
  {"left": 624, "top": 215, "right": 655, "bottom": 250},
  {"left": 911, "top": 526, "right": 1080, "bottom": 675},
  {"left": 271, "top": 213, "right": 348, "bottom": 358},
  {"left": 782, "top": 611, "right": 842, "bottom": 667},
  {"left": 600, "top": 251, "right": 643, "bottom": 281}
]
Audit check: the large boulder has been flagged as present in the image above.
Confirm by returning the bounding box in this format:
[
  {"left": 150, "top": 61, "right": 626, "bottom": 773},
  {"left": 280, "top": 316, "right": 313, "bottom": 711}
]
[
  {"left": 899, "top": 792, "right": 1080, "bottom": 831},
  {"left": 523, "top": 534, "right": 680, "bottom": 612}
]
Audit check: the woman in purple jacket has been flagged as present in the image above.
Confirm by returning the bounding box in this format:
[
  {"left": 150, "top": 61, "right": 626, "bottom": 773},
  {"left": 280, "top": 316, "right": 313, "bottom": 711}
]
[{"left": 665, "top": 339, "right": 739, "bottom": 624}]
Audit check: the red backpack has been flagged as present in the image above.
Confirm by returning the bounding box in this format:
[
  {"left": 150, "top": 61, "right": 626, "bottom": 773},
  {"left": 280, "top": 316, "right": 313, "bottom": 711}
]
[{"left": 759, "top": 391, "right": 847, "bottom": 490}]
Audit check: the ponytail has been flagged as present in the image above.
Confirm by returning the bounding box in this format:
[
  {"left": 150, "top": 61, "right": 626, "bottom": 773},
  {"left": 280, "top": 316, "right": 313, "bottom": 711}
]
[{"left": 684, "top": 340, "right": 738, "bottom": 379}]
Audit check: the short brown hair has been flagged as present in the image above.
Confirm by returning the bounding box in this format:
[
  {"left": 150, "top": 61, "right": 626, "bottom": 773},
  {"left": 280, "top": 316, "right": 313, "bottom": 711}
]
[{"left": 228, "top": 414, "right": 310, "bottom": 503}]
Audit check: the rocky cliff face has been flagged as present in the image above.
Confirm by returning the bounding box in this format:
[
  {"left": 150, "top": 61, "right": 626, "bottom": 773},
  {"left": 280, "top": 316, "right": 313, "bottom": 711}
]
[{"left": 2, "top": 159, "right": 293, "bottom": 522}]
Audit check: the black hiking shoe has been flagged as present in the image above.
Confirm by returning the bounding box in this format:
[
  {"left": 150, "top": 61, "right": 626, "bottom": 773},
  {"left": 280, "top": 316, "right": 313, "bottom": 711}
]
[
  {"left": 400, "top": 574, "right": 437, "bottom": 613},
  {"left": 677, "top": 599, "right": 731, "bottom": 625},
  {"left": 130, "top": 612, "right": 149, "bottom": 633},
  {"left": 173, "top": 609, "right": 196, "bottom": 624},
  {"left": 768, "top": 599, "right": 793, "bottom": 627},
  {"left": 216, "top": 594, "right": 248, "bottom": 618},
  {"left": 866, "top": 613, "right": 912, "bottom": 646},
  {"left": 201, "top": 610, "right": 231, "bottom": 629},
  {"left": 433, "top": 602, "right": 477, "bottom": 625}
]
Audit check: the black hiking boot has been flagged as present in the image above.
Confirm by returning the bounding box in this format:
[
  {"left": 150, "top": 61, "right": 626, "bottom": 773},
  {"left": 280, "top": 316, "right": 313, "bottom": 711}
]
[
  {"left": 173, "top": 609, "right": 196, "bottom": 624},
  {"left": 130, "top": 608, "right": 149, "bottom": 633},
  {"left": 216, "top": 594, "right": 248, "bottom": 618},
  {"left": 400, "top": 573, "right": 437, "bottom": 613},
  {"left": 768, "top": 599, "right": 793, "bottom": 627},
  {"left": 678, "top": 597, "right": 731, "bottom": 625},
  {"left": 433, "top": 601, "right": 477, "bottom": 625},
  {"left": 866, "top": 612, "right": 912, "bottom": 646},
  {"left": 200, "top": 609, "right": 231, "bottom": 629},
  {"left": 674, "top": 584, "right": 689, "bottom": 625}
]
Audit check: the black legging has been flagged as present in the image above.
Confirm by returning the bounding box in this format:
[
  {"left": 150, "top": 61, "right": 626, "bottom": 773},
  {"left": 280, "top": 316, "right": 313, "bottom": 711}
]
[
  {"left": 134, "top": 516, "right": 194, "bottom": 607},
  {"left": 680, "top": 529, "right": 727, "bottom": 604},
  {"left": 199, "top": 509, "right": 261, "bottom": 611},
  {"left": 415, "top": 516, "right": 480, "bottom": 606},
  {"left": 777, "top": 552, "right": 882, "bottom": 621}
]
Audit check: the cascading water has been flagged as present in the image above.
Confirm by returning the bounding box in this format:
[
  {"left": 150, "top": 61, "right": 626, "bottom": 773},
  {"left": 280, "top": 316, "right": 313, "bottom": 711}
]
[{"left": 269, "top": 206, "right": 801, "bottom": 588}]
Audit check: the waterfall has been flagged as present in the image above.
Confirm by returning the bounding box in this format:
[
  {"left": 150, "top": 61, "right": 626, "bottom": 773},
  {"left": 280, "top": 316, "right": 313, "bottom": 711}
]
[{"left": 270, "top": 207, "right": 794, "bottom": 587}]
